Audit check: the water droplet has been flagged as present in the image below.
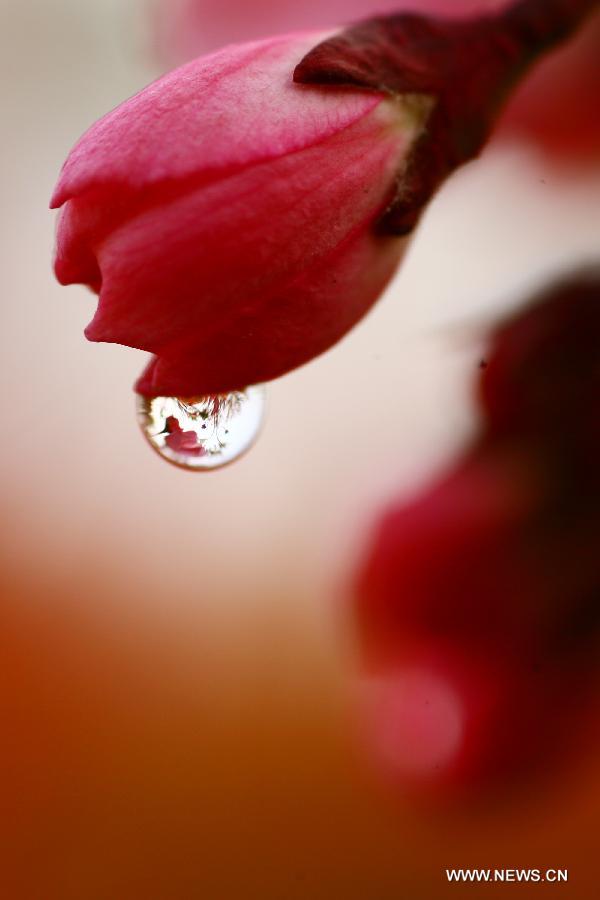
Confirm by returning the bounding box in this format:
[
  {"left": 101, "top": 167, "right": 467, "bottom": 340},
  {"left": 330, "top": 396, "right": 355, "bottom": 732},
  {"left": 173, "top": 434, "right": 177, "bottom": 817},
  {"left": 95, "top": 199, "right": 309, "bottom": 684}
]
[{"left": 136, "top": 387, "right": 266, "bottom": 471}]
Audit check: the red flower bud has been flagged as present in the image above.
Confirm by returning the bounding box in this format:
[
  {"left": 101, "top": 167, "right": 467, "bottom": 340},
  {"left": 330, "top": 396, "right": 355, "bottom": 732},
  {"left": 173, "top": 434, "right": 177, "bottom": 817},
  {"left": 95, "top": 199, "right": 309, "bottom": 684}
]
[
  {"left": 52, "top": 2, "right": 596, "bottom": 399},
  {"left": 52, "top": 33, "right": 423, "bottom": 397}
]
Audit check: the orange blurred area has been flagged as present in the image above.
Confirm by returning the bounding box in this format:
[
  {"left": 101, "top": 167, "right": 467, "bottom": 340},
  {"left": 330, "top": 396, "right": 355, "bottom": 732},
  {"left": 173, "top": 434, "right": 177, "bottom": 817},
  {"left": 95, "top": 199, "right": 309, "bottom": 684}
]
[
  {"left": 1, "top": 1, "right": 599, "bottom": 897},
  {"left": 2, "top": 556, "right": 600, "bottom": 899}
]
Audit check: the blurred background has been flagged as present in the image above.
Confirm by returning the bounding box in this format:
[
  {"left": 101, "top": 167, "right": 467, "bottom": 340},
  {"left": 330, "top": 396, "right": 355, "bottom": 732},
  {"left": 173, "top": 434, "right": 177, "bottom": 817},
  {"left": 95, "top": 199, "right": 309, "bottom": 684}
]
[{"left": 1, "top": 1, "right": 599, "bottom": 897}]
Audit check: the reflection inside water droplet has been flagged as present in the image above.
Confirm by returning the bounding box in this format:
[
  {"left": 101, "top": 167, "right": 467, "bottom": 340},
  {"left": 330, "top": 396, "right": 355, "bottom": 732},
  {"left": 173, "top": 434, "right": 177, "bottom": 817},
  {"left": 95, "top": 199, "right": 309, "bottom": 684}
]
[{"left": 136, "top": 387, "right": 266, "bottom": 470}]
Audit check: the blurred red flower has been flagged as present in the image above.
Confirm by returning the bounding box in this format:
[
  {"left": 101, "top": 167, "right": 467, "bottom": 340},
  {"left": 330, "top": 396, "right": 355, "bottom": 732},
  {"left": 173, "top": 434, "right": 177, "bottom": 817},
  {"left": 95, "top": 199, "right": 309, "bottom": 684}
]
[
  {"left": 149, "top": 0, "right": 501, "bottom": 63},
  {"left": 498, "top": 7, "right": 600, "bottom": 161},
  {"left": 354, "top": 270, "right": 600, "bottom": 793}
]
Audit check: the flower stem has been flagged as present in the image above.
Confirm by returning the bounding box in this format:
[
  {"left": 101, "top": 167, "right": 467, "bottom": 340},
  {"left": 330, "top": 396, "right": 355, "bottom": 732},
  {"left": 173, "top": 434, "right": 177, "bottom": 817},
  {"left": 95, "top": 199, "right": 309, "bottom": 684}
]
[
  {"left": 295, "top": 0, "right": 598, "bottom": 235},
  {"left": 501, "top": 0, "right": 598, "bottom": 52}
]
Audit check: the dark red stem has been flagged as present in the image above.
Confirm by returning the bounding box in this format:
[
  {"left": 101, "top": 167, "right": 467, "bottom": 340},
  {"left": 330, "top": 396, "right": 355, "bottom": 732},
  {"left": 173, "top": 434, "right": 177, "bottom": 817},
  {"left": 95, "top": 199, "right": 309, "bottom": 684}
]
[{"left": 294, "top": 0, "right": 598, "bottom": 235}]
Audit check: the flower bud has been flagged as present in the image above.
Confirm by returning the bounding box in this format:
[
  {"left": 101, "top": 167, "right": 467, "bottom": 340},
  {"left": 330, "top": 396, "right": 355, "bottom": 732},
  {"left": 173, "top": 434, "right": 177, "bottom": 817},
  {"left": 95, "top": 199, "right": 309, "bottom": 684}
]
[
  {"left": 52, "top": 33, "right": 425, "bottom": 396},
  {"left": 52, "top": 2, "right": 595, "bottom": 398}
]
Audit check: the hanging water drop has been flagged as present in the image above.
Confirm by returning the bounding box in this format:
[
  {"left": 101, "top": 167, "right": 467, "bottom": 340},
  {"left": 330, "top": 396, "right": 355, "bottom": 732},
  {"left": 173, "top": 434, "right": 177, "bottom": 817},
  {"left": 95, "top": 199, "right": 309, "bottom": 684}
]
[{"left": 136, "top": 387, "right": 266, "bottom": 471}]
